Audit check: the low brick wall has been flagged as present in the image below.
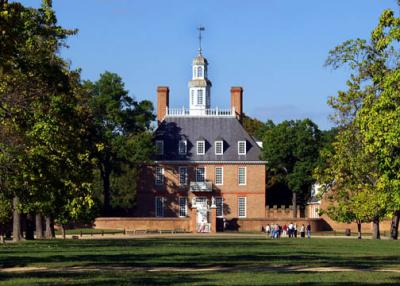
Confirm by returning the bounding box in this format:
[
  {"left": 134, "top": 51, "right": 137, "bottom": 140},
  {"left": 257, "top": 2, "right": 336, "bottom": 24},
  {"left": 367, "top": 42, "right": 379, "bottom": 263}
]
[
  {"left": 236, "top": 218, "right": 331, "bottom": 232},
  {"left": 265, "top": 205, "right": 301, "bottom": 219},
  {"left": 237, "top": 217, "right": 392, "bottom": 234},
  {"left": 94, "top": 217, "right": 191, "bottom": 232},
  {"left": 319, "top": 215, "right": 392, "bottom": 233}
]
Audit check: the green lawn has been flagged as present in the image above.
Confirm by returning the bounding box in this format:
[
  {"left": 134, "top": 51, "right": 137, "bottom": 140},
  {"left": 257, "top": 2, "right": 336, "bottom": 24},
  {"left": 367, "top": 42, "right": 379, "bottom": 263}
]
[{"left": 0, "top": 237, "right": 399, "bottom": 285}]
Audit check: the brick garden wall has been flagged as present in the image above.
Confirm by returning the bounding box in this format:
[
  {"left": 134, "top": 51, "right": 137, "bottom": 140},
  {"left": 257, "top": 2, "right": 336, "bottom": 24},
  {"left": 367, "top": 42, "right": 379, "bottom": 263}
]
[
  {"left": 236, "top": 218, "right": 329, "bottom": 232},
  {"left": 95, "top": 217, "right": 191, "bottom": 232}
]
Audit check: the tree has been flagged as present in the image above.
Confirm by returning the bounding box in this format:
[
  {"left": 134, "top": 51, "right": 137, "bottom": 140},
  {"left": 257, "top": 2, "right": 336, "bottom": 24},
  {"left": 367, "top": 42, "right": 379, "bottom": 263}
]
[
  {"left": 0, "top": 0, "right": 95, "bottom": 240},
  {"left": 324, "top": 6, "right": 400, "bottom": 239},
  {"left": 261, "top": 119, "right": 321, "bottom": 218},
  {"left": 315, "top": 126, "right": 387, "bottom": 239},
  {"left": 85, "top": 72, "right": 154, "bottom": 214},
  {"left": 242, "top": 114, "right": 267, "bottom": 139}
]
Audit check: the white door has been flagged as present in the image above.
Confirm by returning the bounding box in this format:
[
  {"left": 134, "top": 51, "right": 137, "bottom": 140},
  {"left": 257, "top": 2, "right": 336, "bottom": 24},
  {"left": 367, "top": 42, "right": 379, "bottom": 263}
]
[{"left": 195, "top": 197, "right": 208, "bottom": 224}]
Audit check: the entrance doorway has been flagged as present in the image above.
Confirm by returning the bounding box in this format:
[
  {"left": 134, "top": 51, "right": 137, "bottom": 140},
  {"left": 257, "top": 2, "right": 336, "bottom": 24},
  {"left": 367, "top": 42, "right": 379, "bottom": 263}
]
[{"left": 194, "top": 197, "right": 210, "bottom": 232}]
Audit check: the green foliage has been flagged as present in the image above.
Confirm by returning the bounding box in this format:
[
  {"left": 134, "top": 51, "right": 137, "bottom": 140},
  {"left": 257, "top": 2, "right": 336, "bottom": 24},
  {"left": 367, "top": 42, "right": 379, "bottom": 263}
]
[
  {"left": 0, "top": 193, "right": 12, "bottom": 225},
  {"left": 86, "top": 72, "right": 155, "bottom": 214},
  {"left": 261, "top": 119, "right": 321, "bottom": 207},
  {"left": 242, "top": 113, "right": 266, "bottom": 139},
  {"left": 0, "top": 1, "right": 95, "bottom": 226},
  {"left": 319, "top": 5, "right": 400, "bottom": 226}
]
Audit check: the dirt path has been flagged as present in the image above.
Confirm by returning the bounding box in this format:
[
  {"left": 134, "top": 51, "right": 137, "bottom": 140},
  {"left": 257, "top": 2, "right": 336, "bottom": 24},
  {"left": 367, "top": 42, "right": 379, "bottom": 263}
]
[{"left": 1, "top": 265, "right": 399, "bottom": 274}]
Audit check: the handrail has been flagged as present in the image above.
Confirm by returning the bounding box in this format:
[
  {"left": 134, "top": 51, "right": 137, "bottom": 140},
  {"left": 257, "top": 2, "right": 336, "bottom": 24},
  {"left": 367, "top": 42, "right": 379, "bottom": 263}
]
[{"left": 166, "top": 107, "right": 236, "bottom": 117}]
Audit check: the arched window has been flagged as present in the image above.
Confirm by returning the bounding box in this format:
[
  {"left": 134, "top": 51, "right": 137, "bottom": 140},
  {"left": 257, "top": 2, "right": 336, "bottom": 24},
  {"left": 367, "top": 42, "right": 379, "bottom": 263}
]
[
  {"left": 197, "top": 89, "right": 203, "bottom": 105},
  {"left": 197, "top": 66, "right": 203, "bottom": 78}
]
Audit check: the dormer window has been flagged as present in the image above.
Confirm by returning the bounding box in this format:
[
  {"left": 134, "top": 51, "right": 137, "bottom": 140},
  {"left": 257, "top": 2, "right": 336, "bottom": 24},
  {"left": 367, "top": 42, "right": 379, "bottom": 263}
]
[
  {"left": 238, "top": 141, "right": 246, "bottom": 155},
  {"left": 179, "top": 140, "right": 187, "bottom": 155},
  {"left": 155, "top": 140, "right": 164, "bottom": 155},
  {"left": 197, "top": 140, "right": 205, "bottom": 155},
  {"left": 215, "top": 141, "right": 223, "bottom": 155}
]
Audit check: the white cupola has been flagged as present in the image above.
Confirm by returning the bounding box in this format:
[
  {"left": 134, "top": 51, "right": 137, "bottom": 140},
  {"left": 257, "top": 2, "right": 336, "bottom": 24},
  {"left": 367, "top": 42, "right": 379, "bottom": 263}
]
[{"left": 188, "top": 27, "right": 212, "bottom": 115}]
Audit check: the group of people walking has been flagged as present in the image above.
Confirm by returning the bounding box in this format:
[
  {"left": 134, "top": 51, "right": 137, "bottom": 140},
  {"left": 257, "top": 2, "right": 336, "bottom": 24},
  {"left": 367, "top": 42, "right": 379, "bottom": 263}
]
[{"left": 265, "top": 222, "right": 311, "bottom": 239}]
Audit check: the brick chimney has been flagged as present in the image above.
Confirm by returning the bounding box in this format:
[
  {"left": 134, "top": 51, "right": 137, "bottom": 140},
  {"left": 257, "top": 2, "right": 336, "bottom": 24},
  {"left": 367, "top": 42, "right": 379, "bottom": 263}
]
[
  {"left": 157, "top": 86, "right": 169, "bottom": 125},
  {"left": 231, "top": 86, "right": 243, "bottom": 122}
]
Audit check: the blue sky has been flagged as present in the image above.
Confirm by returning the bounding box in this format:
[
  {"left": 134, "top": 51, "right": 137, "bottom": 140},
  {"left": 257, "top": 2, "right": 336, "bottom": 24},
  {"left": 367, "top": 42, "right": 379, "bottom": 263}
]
[{"left": 18, "top": 0, "right": 398, "bottom": 129}]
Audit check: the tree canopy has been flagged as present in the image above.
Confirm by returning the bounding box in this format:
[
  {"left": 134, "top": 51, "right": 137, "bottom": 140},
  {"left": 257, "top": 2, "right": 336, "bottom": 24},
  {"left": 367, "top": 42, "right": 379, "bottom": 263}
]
[
  {"left": 317, "top": 5, "right": 400, "bottom": 239},
  {"left": 261, "top": 119, "right": 322, "bottom": 217}
]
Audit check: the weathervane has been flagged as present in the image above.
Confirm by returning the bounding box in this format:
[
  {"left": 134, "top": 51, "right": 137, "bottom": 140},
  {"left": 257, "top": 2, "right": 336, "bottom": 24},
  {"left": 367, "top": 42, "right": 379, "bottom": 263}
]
[{"left": 197, "top": 26, "right": 205, "bottom": 54}]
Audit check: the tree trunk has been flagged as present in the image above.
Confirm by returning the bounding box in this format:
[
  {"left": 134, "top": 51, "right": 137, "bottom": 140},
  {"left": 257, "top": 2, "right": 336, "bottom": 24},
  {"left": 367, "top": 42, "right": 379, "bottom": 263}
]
[
  {"left": 35, "top": 213, "right": 43, "bottom": 239},
  {"left": 372, "top": 217, "right": 380, "bottom": 240},
  {"left": 357, "top": 221, "right": 362, "bottom": 239},
  {"left": 390, "top": 211, "right": 400, "bottom": 240},
  {"left": 0, "top": 225, "right": 4, "bottom": 244},
  {"left": 45, "top": 216, "right": 55, "bottom": 239},
  {"left": 12, "top": 196, "right": 21, "bottom": 242},
  {"left": 292, "top": 192, "right": 297, "bottom": 218},
  {"left": 61, "top": 224, "right": 66, "bottom": 240},
  {"left": 25, "top": 214, "right": 34, "bottom": 240},
  {"left": 100, "top": 163, "right": 112, "bottom": 215}
]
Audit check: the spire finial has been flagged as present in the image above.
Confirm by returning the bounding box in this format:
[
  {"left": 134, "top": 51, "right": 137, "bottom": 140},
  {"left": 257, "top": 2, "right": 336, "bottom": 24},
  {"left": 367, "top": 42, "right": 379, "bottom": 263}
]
[{"left": 197, "top": 26, "right": 205, "bottom": 54}]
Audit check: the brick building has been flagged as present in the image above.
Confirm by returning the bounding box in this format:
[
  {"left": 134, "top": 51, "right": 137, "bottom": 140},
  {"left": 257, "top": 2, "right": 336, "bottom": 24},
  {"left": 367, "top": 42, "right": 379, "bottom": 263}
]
[
  {"left": 134, "top": 50, "right": 267, "bottom": 232},
  {"left": 95, "top": 49, "right": 394, "bottom": 235}
]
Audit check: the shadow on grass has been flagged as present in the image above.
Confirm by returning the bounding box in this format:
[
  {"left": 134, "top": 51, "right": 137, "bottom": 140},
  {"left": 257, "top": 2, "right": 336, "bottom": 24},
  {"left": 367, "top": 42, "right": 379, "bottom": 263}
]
[
  {"left": 0, "top": 238, "right": 399, "bottom": 271},
  {"left": 0, "top": 271, "right": 209, "bottom": 286},
  {"left": 0, "top": 271, "right": 399, "bottom": 286}
]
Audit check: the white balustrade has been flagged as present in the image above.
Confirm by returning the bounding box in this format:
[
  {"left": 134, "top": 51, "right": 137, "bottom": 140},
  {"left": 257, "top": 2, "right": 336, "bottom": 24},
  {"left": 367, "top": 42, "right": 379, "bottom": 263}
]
[{"left": 166, "top": 107, "right": 235, "bottom": 117}]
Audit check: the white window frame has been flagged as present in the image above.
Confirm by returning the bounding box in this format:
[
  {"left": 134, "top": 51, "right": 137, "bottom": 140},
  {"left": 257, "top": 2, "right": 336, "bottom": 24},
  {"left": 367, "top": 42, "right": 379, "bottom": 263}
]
[
  {"left": 155, "top": 166, "right": 164, "bottom": 185},
  {"left": 238, "top": 197, "right": 247, "bottom": 218},
  {"left": 197, "top": 89, "right": 203, "bottom": 105},
  {"left": 155, "top": 197, "right": 165, "bottom": 217},
  {"left": 197, "top": 66, "right": 203, "bottom": 78},
  {"left": 179, "top": 197, "right": 187, "bottom": 217},
  {"left": 238, "top": 141, "right": 246, "bottom": 155},
  {"left": 178, "top": 166, "right": 188, "bottom": 186},
  {"left": 215, "top": 141, "right": 223, "bottom": 155},
  {"left": 215, "top": 197, "right": 223, "bottom": 218},
  {"left": 238, "top": 167, "right": 246, "bottom": 186},
  {"left": 191, "top": 90, "right": 195, "bottom": 105},
  {"left": 215, "top": 167, "right": 223, "bottom": 185},
  {"left": 179, "top": 140, "right": 187, "bottom": 155},
  {"left": 197, "top": 140, "right": 205, "bottom": 155},
  {"left": 195, "top": 167, "right": 206, "bottom": 182},
  {"left": 155, "top": 140, "right": 164, "bottom": 155}
]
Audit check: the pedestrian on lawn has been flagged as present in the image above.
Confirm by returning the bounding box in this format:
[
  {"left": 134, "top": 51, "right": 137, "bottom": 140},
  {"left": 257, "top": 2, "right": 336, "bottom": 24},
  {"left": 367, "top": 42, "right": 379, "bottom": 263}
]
[{"left": 300, "top": 224, "right": 305, "bottom": 238}]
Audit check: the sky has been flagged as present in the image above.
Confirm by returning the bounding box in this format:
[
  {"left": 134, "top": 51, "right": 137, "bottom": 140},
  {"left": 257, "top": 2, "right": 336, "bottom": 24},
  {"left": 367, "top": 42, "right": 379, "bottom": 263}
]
[{"left": 17, "top": 0, "right": 399, "bottom": 130}]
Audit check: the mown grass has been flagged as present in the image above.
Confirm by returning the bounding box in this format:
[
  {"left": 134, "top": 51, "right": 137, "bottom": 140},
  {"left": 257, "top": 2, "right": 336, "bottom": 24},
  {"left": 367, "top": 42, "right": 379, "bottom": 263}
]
[{"left": 0, "top": 237, "right": 399, "bottom": 285}]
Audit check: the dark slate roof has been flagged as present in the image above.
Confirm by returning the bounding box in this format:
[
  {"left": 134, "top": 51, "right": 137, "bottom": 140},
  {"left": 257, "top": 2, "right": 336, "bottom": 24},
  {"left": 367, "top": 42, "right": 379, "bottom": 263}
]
[{"left": 154, "top": 117, "right": 263, "bottom": 162}]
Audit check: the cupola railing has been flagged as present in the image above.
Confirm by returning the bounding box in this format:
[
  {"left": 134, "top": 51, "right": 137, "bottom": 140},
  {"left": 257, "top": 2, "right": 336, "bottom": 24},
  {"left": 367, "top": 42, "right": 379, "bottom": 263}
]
[{"left": 166, "top": 107, "right": 235, "bottom": 117}]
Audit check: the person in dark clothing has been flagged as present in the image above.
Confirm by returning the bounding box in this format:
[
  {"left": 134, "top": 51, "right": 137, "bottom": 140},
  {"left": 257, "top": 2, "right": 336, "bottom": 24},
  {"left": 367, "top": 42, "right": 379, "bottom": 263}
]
[{"left": 307, "top": 223, "right": 311, "bottom": 239}]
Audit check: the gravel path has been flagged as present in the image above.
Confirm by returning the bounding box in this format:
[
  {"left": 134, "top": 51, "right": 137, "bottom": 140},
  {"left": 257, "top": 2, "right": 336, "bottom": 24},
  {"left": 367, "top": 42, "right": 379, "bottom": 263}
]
[{"left": 1, "top": 265, "right": 399, "bottom": 274}]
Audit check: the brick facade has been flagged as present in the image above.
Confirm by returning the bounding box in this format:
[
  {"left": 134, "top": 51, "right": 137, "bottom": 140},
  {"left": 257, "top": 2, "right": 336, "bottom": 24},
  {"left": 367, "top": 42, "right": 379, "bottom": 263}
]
[{"left": 135, "top": 163, "right": 266, "bottom": 220}]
